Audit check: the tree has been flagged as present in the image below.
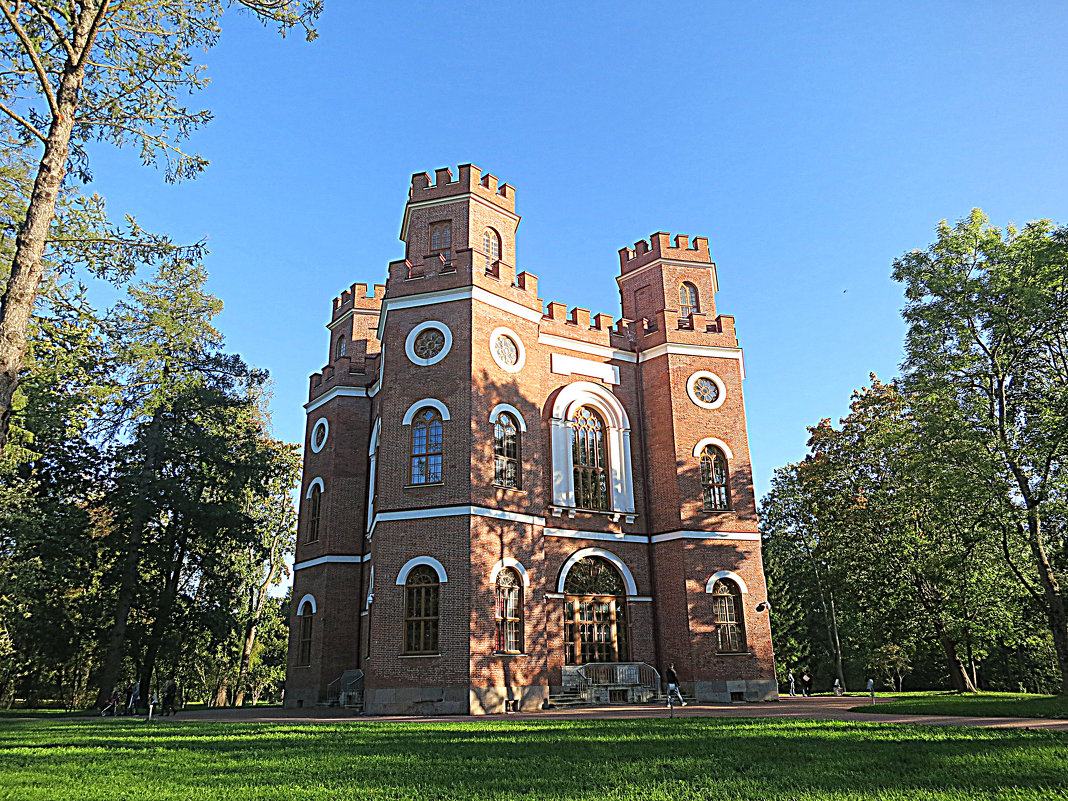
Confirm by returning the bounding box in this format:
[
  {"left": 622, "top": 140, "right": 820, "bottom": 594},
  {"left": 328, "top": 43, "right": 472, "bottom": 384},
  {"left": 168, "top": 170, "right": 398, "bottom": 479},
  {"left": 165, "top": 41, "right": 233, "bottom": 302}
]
[
  {"left": 869, "top": 644, "right": 911, "bottom": 692},
  {"left": 894, "top": 210, "right": 1068, "bottom": 694},
  {"left": 0, "top": 0, "right": 321, "bottom": 451}
]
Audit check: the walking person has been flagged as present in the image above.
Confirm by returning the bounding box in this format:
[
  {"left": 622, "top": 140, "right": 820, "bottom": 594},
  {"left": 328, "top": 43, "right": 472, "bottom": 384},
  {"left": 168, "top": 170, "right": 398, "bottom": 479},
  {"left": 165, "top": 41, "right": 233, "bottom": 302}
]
[
  {"left": 833, "top": 678, "right": 843, "bottom": 697},
  {"left": 866, "top": 677, "right": 875, "bottom": 705},
  {"left": 801, "top": 669, "right": 812, "bottom": 697},
  {"left": 161, "top": 679, "right": 177, "bottom": 716},
  {"left": 665, "top": 663, "right": 686, "bottom": 709},
  {"left": 126, "top": 681, "right": 141, "bottom": 715},
  {"left": 787, "top": 668, "right": 796, "bottom": 697}
]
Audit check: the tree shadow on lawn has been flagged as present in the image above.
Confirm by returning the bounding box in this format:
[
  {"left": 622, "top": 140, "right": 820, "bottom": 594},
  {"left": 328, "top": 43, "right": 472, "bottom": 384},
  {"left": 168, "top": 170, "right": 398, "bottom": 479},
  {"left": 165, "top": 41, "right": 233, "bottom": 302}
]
[{"left": 0, "top": 718, "right": 1065, "bottom": 800}]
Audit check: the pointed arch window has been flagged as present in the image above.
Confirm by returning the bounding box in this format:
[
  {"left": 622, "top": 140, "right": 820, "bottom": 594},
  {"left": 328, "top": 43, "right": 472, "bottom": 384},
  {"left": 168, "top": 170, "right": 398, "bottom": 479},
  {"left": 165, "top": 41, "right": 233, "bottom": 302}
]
[
  {"left": 483, "top": 227, "right": 501, "bottom": 272},
  {"left": 700, "top": 444, "right": 731, "bottom": 511},
  {"left": 410, "top": 408, "right": 444, "bottom": 484},
  {"left": 335, "top": 335, "right": 346, "bottom": 360},
  {"left": 494, "top": 568, "right": 523, "bottom": 653},
  {"left": 679, "top": 282, "right": 699, "bottom": 317},
  {"left": 711, "top": 579, "right": 746, "bottom": 652},
  {"left": 563, "top": 556, "right": 629, "bottom": 664},
  {"left": 306, "top": 484, "right": 322, "bottom": 543},
  {"left": 297, "top": 600, "right": 315, "bottom": 666},
  {"left": 430, "top": 221, "right": 452, "bottom": 264},
  {"left": 493, "top": 412, "right": 521, "bottom": 489},
  {"left": 571, "top": 406, "right": 609, "bottom": 511},
  {"left": 404, "top": 565, "right": 440, "bottom": 654}
]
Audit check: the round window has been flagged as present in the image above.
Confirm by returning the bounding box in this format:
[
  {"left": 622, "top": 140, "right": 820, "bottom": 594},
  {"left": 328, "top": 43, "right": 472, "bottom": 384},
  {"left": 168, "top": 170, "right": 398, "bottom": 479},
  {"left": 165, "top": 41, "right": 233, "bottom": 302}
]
[
  {"left": 414, "top": 328, "right": 445, "bottom": 359},
  {"left": 489, "top": 327, "right": 526, "bottom": 373},
  {"left": 310, "top": 418, "right": 329, "bottom": 453},
  {"left": 686, "top": 371, "right": 727, "bottom": 410},
  {"left": 692, "top": 376, "right": 719, "bottom": 404},
  {"left": 494, "top": 335, "right": 519, "bottom": 366}
]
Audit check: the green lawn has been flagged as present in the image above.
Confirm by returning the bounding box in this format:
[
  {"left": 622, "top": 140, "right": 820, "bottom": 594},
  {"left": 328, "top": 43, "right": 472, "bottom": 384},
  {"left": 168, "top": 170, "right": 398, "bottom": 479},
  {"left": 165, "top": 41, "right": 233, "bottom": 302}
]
[
  {"left": 852, "top": 692, "right": 1068, "bottom": 720},
  {"left": 0, "top": 718, "right": 1065, "bottom": 800}
]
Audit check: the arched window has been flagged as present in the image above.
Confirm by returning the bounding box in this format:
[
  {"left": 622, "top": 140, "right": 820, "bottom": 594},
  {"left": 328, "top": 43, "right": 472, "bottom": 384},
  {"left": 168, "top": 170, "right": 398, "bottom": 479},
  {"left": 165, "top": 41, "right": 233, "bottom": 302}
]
[
  {"left": 483, "top": 227, "right": 501, "bottom": 272},
  {"left": 679, "top": 283, "right": 699, "bottom": 317},
  {"left": 493, "top": 412, "right": 521, "bottom": 489},
  {"left": 410, "top": 408, "right": 444, "bottom": 484},
  {"left": 571, "top": 406, "right": 609, "bottom": 510},
  {"left": 404, "top": 565, "right": 440, "bottom": 654},
  {"left": 711, "top": 579, "right": 746, "bottom": 652},
  {"left": 563, "top": 556, "right": 629, "bottom": 664},
  {"left": 335, "top": 335, "right": 346, "bottom": 360},
  {"left": 306, "top": 484, "right": 322, "bottom": 543},
  {"left": 494, "top": 568, "right": 523, "bottom": 653},
  {"left": 430, "top": 221, "right": 451, "bottom": 264},
  {"left": 297, "top": 600, "right": 315, "bottom": 665},
  {"left": 700, "top": 444, "right": 731, "bottom": 510}
]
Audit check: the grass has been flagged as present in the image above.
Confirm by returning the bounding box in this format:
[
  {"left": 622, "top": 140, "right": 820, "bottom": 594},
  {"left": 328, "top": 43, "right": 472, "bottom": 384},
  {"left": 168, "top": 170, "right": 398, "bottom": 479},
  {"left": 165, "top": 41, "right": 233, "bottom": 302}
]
[
  {"left": 0, "top": 717, "right": 1065, "bottom": 800},
  {"left": 852, "top": 692, "right": 1068, "bottom": 720}
]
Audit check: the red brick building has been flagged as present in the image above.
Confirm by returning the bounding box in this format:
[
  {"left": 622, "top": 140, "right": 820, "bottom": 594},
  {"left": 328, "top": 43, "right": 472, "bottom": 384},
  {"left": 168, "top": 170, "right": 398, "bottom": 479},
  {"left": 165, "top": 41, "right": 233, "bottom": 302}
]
[{"left": 285, "top": 165, "right": 777, "bottom": 714}]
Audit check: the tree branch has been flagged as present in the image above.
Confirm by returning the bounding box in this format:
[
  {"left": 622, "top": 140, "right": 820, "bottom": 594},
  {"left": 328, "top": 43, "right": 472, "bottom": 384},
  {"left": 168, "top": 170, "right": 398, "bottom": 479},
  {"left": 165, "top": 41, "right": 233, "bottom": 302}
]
[
  {"left": 0, "top": 1, "right": 61, "bottom": 118},
  {"left": 26, "top": 0, "right": 75, "bottom": 61},
  {"left": 0, "top": 99, "right": 47, "bottom": 141}
]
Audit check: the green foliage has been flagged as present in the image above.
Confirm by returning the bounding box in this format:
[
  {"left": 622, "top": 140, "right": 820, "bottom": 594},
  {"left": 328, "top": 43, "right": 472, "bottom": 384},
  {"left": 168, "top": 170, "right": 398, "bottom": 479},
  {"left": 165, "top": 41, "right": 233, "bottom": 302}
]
[
  {"left": 0, "top": 718, "right": 1065, "bottom": 800},
  {"left": 853, "top": 692, "right": 1068, "bottom": 720}
]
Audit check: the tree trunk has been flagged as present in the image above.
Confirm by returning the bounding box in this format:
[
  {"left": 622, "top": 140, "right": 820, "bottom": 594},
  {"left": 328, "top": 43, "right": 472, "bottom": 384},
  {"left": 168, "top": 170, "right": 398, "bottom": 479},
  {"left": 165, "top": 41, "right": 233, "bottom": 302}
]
[
  {"left": 96, "top": 408, "right": 164, "bottom": 707},
  {"left": 234, "top": 539, "right": 281, "bottom": 706},
  {"left": 827, "top": 590, "right": 847, "bottom": 692},
  {"left": 139, "top": 528, "right": 187, "bottom": 705},
  {"left": 934, "top": 617, "right": 977, "bottom": 693},
  {"left": 1023, "top": 510, "right": 1068, "bottom": 695},
  {"left": 0, "top": 10, "right": 98, "bottom": 451}
]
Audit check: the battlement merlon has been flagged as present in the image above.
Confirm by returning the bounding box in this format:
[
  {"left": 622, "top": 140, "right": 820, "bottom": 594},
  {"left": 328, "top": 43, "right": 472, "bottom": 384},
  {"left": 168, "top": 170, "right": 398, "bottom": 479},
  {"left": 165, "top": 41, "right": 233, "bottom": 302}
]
[
  {"left": 407, "top": 164, "right": 516, "bottom": 214},
  {"left": 331, "top": 282, "right": 385, "bottom": 319},
  {"left": 618, "top": 232, "right": 711, "bottom": 274}
]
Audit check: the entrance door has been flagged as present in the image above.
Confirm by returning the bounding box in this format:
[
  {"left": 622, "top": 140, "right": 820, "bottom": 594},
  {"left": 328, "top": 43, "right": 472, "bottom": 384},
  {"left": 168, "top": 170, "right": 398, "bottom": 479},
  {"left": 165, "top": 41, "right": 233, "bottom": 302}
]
[{"left": 562, "top": 556, "right": 630, "bottom": 664}]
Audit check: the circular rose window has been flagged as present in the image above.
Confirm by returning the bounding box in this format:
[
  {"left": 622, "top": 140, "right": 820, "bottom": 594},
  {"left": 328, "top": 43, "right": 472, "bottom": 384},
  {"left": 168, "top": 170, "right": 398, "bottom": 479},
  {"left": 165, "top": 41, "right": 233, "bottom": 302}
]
[
  {"left": 692, "top": 376, "right": 720, "bottom": 404},
  {"left": 310, "top": 418, "right": 329, "bottom": 453},
  {"left": 413, "top": 328, "right": 445, "bottom": 359},
  {"left": 494, "top": 335, "right": 519, "bottom": 366}
]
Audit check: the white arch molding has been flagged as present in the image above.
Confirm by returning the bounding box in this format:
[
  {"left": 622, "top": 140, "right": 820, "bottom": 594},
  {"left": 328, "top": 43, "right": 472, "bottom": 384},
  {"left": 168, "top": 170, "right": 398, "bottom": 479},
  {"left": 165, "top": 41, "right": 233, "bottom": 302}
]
[
  {"left": 549, "top": 382, "right": 635, "bottom": 513},
  {"left": 489, "top": 557, "right": 531, "bottom": 587},
  {"left": 401, "top": 398, "right": 451, "bottom": 425},
  {"left": 556, "top": 547, "right": 638, "bottom": 596},
  {"left": 488, "top": 403, "right": 528, "bottom": 432},
  {"left": 368, "top": 418, "right": 382, "bottom": 456},
  {"left": 705, "top": 570, "right": 749, "bottom": 595},
  {"left": 396, "top": 556, "right": 449, "bottom": 584},
  {"left": 305, "top": 477, "right": 325, "bottom": 498},
  {"left": 297, "top": 594, "right": 317, "bottom": 614},
  {"left": 692, "top": 437, "right": 735, "bottom": 460}
]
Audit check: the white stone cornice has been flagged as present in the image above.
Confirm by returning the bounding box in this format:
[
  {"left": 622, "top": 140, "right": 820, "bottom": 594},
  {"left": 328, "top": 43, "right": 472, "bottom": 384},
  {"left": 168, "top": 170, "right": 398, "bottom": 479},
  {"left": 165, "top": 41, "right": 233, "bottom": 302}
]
[
  {"left": 305, "top": 385, "right": 370, "bottom": 413},
  {"left": 537, "top": 332, "right": 637, "bottom": 363},
  {"left": 293, "top": 554, "right": 369, "bottom": 571},
  {"left": 543, "top": 527, "right": 648, "bottom": 544},
  {"left": 651, "top": 530, "right": 761, "bottom": 544}
]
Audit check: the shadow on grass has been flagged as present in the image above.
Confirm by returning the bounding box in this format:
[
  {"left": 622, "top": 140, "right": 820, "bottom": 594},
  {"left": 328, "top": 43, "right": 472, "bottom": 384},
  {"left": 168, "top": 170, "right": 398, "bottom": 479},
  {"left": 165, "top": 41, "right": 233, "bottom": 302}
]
[{"left": 0, "top": 718, "right": 1065, "bottom": 800}]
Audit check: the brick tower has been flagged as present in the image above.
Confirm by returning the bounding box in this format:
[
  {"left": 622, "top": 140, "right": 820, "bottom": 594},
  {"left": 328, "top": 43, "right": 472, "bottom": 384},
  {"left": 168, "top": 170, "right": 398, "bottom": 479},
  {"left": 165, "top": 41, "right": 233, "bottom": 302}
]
[{"left": 285, "top": 165, "right": 777, "bottom": 713}]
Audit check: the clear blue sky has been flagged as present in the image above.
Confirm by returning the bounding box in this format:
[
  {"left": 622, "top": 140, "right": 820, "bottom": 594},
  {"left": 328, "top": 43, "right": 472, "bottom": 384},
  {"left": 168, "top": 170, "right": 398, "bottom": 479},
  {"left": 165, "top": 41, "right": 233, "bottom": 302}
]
[{"left": 84, "top": 1, "right": 1068, "bottom": 502}]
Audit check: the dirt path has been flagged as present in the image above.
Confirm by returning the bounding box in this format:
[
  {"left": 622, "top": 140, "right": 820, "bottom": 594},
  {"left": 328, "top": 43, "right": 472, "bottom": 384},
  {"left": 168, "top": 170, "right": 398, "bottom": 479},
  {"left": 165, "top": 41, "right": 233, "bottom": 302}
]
[{"left": 171, "top": 696, "right": 1068, "bottom": 731}]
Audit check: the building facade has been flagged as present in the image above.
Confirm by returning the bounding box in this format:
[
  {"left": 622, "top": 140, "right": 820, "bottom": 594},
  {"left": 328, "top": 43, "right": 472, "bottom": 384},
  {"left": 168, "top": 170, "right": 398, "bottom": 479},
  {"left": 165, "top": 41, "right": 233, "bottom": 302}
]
[{"left": 285, "top": 164, "right": 777, "bottom": 714}]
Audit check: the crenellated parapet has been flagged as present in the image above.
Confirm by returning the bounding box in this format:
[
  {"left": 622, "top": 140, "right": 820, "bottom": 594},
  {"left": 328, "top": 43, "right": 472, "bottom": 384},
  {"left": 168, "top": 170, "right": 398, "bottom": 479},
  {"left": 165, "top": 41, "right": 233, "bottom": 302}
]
[
  {"left": 540, "top": 300, "right": 634, "bottom": 350},
  {"left": 619, "top": 232, "right": 711, "bottom": 274},
  {"left": 332, "top": 282, "right": 385, "bottom": 320},
  {"left": 409, "top": 163, "right": 515, "bottom": 213}
]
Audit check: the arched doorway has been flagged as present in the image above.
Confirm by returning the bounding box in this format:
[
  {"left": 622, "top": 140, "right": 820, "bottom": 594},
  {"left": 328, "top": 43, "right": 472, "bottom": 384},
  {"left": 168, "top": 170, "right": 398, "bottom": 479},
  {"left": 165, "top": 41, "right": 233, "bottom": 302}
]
[{"left": 562, "top": 556, "right": 630, "bottom": 664}]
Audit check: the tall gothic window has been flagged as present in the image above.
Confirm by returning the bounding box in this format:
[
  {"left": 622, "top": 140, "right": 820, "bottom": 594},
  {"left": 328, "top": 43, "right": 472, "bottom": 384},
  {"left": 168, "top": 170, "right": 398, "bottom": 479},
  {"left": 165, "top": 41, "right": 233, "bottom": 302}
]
[
  {"left": 410, "top": 408, "right": 444, "bottom": 484},
  {"left": 483, "top": 228, "right": 501, "bottom": 272},
  {"left": 571, "top": 407, "right": 609, "bottom": 510},
  {"left": 297, "top": 601, "right": 314, "bottom": 666},
  {"left": 494, "top": 413, "right": 521, "bottom": 489},
  {"left": 430, "top": 221, "right": 451, "bottom": 264},
  {"left": 404, "top": 565, "right": 440, "bottom": 654},
  {"left": 563, "top": 556, "right": 629, "bottom": 664},
  {"left": 679, "top": 282, "right": 699, "bottom": 317},
  {"left": 712, "top": 579, "right": 746, "bottom": 652},
  {"left": 494, "top": 568, "right": 523, "bottom": 653},
  {"left": 306, "top": 484, "right": 322, "bottom": 543},
  {"left": 335, "top": 335, "right": 346, "bottom": 360},
  {"left": 700, "top": 444, "right": 731, "bottom": 510}
]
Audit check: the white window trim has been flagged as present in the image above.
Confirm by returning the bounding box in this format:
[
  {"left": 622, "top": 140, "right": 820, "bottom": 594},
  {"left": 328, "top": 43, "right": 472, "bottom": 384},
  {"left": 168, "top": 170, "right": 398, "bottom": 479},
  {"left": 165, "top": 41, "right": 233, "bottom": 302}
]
[
  {"left": 489, "top": 403, "right": 527, "bottom": 432},
  {"left": 549, "top": 381, "right": 635, "bottom": 513},
  {"left": 365, "top": 566, "right": 374, "bottom": 609},
  {"left": 305, "top": 477, "right": 325, "bottom": 498},
  {"left": 489, "top": 326, "right": 527, "bottom": 373},
  {"left": 705, "top": 570, "right": 749, "bottom": 594},
  {"left": 297, "top": 594, "right": 317, "bottom": 615},
  {"left": 405, "top": 320, "right": 453, "bottom": 366},
  {"left": 692, "top": 437, "right": 735, "bottom": 460},
  {"left": 396, "top": 556, "right": 449, "bottom": 584},
  {"left": 401, "top": 398, "right": 451, "bottom": 425},
  {"left": 557, "top": 547, "right": 638, "bottom": 595},
  {"left": 310, "top": 417, "right": 329, "bottom": 453},
  {"left": 687, "top": 371, "right": 727, "bottom": 410},
  {"left": 367, "top": 419, "right": 381, "bottom": 538},
  {"left": 489, "top": 557, "right": 530, "bottom": 587}
]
